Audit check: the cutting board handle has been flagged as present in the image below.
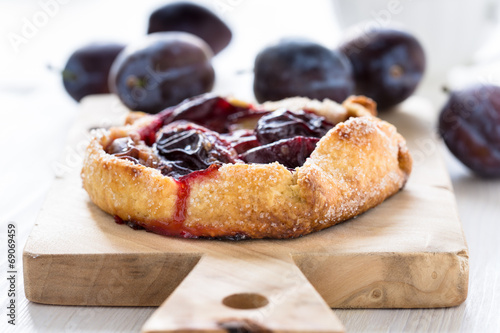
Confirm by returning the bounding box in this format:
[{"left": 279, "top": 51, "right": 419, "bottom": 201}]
[{"left": 141, "top": 252, "right": 344, "bottom": 332}]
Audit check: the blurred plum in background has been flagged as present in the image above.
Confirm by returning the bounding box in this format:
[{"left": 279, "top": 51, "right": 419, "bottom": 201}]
[{"left": 147, "top": 2, "right": 232, "bottom": 55}]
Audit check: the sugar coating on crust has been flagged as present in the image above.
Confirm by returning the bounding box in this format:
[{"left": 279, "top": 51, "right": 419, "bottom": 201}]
[
  {"left": 81, "top": 96, "right": 412, "bottom": 239},
  {"left": 261, "top": 95, "right": 377, "bottom": 124},
  {"left": 298, "top": 116, "right": 410, "bottom": 229},
  {"left": 82, "top": 132, "right": 179, "bottom": 222}
]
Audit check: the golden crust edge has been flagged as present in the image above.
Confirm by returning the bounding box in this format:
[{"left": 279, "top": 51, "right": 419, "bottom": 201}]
[{"left": 81, "top": 97, "right": 412, "bottom": 239}]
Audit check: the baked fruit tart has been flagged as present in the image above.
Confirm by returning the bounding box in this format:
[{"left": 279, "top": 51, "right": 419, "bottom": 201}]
[{"left": 81, "top": 94, "right": 412, "bottom": 239}]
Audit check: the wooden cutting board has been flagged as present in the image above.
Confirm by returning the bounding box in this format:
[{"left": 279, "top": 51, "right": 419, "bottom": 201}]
[{"left": 23, "top": 95, "right": 468, "bottom": 333}]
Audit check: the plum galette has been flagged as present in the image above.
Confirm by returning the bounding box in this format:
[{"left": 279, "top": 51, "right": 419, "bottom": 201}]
[{"left": 82, "top": 94, "right": 411, "bottom": 239}]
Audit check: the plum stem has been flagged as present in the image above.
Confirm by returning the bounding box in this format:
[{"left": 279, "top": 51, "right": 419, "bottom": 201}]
[
  {"left": 47, "top": 64, "right": 77, "bottom": 81},
  {"left": 126, "top": 75, "right": 146, "bottom": 88},
  {"left": 389, "top": 65, "right": 404, "bottom": 78},
  {"left": 62, "top": 70, "right": 77, "bottom": 81}
]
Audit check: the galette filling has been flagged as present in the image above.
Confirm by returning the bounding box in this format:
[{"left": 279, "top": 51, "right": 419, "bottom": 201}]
[{"left": 105, "top": 93, "right": 338, "bottom": 179}]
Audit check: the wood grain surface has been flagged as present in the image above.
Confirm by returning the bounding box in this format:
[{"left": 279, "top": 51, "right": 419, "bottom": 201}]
[
  {"left": 21, "top": 95, "right": 469, "bottom": 332},
  {"left": 142, "top": 253, "right": 344, "bottom": 332}
]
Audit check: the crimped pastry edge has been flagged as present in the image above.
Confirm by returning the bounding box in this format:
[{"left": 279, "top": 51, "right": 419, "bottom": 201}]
[{"left": 81, "top": 96, "right": 412, "bottom": 239}]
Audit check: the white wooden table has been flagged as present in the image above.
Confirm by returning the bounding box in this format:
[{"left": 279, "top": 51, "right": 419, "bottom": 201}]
[{"left": 1, "top": 1, "right": 499, "bottom": 332}]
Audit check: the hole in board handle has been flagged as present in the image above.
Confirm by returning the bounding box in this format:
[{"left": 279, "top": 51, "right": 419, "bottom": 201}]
[{"left": 222, "top": 293, "right": 269, "bottom": 310}]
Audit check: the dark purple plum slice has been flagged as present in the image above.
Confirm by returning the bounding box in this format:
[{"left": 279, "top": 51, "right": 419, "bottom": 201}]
[
  {"left": 240, "top": 136, "right": 319, "bottom": 169},
  {"left": 255, "top": 109, "right": 333, "bottom": 144}
]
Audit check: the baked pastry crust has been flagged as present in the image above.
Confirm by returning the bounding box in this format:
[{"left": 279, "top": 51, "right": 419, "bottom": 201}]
[{"left": 81, "top": 96, "right": 411, "bottom": 239}]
